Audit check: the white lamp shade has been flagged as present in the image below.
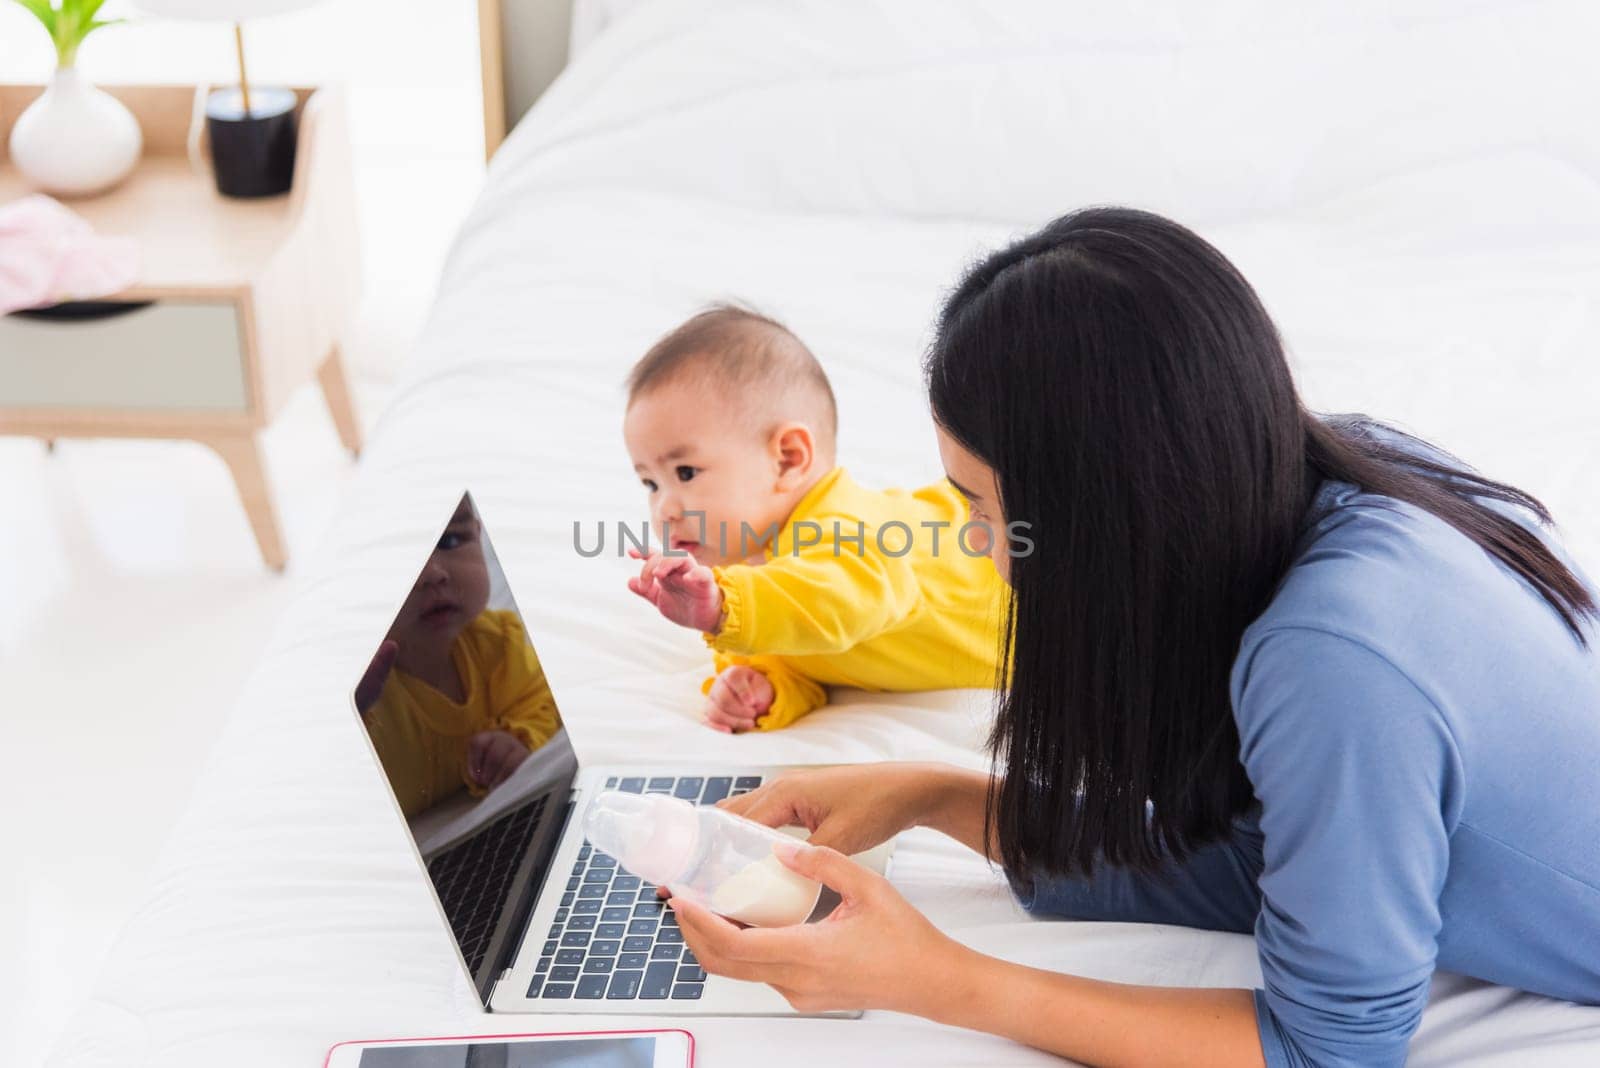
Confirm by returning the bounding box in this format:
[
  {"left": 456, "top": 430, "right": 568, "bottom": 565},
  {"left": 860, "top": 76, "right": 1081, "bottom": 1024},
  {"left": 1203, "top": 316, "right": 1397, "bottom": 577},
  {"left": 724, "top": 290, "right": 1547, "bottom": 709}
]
[{"left": 134, "top": 0, "right": 321, "bottom": 19}]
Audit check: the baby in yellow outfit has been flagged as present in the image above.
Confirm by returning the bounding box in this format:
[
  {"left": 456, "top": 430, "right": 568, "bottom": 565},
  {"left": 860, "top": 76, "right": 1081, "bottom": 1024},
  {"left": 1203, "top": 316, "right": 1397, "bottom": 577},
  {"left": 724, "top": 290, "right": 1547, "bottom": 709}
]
[
  {"left": 357, "top": 495, "right": 562, "bottom": 816},
  {"left": 623, "top": 305, "right": 1005, "bottom": 732}
]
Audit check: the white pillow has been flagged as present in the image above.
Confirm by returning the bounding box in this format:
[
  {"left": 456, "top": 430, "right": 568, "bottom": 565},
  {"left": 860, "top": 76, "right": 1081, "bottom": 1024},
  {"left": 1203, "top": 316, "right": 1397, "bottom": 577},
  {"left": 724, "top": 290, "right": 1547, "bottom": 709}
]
[
  {"left": 569, "top": 0, "right": 660, "bottom": 57},
  {"left": 521, "top": 0, "right": 1600, "bottom": 228}
]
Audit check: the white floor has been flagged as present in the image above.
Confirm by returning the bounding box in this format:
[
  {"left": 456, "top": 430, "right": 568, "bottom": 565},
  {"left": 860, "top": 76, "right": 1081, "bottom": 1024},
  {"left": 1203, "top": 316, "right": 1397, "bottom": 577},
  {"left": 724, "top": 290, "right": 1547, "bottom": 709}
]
[{"left": 0, "top": 5, "right": 485, "bottom": 1065}]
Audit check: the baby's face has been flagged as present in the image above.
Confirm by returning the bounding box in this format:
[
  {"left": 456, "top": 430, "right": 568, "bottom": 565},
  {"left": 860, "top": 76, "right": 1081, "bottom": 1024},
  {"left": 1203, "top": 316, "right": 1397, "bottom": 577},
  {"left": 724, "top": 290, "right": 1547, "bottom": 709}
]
[
  {"left": 625, "top": 382, "right": 794, "bottom": 568},
  {"left": 387, "top": 499, "right": 492, "bottom": 660}
]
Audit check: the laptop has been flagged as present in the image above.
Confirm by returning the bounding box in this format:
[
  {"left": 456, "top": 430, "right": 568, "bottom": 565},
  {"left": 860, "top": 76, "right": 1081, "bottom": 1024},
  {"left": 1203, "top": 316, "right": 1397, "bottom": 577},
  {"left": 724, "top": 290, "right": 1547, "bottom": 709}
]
[{"left": 350, "top": 491, "right": 894, "bottom": 1016}]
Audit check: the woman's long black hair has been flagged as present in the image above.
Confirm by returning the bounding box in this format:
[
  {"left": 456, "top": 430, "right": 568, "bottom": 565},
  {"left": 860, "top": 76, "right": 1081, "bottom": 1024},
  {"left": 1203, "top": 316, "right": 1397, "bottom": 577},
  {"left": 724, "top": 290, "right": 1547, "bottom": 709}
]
[{"left": 926, "top": 206, "right": 1596, "bottom": 886}]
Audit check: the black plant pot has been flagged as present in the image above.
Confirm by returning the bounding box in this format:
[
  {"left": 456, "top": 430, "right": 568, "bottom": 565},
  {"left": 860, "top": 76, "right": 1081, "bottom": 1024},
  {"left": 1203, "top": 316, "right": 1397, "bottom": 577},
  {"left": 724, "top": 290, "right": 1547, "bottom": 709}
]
[{"left": 206, "top": 86, "right": 298, "bottom": 198}]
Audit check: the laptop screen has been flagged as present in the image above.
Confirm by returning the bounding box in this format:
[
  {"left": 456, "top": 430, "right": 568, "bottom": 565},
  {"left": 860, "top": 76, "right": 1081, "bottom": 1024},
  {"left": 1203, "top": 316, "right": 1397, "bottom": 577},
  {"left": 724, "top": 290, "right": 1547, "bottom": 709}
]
[{"left": 352, "top": 491, "right": 579, "bottom": 1002}]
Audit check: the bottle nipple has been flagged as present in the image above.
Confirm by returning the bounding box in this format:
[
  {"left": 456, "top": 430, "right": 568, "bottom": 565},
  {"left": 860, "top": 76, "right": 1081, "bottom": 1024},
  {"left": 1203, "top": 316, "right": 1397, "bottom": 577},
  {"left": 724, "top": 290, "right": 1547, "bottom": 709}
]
[{"left": 583, "top": 791, "right": 700, "bottom": 886}]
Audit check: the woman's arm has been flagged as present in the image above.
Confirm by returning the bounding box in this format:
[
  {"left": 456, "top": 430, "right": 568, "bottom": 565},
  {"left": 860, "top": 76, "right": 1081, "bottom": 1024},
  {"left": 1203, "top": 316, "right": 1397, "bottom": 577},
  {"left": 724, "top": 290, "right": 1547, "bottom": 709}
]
[
  {"left": 1233, "top": 628, "right": 1459, "bottom": 1067},
  {"left": 930, "top": 944, "right": 1265, "bottom": 1068},
  {"left": 671, "top": 843, "right": 1266, "bottom": 1068},
  {"left": 697, "top": 772, "right": 1274, "bottom": 1065},
  {"left": 916, "top": 763, "right": 997, "bottom": 860}
]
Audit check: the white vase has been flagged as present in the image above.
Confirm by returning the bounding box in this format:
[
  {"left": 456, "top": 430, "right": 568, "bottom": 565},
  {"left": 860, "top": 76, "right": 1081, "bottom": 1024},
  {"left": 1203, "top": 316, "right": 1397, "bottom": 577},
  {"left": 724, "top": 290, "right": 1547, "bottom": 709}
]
[{"left": 9, "top": 67, "right": 143, "bottom": 198}]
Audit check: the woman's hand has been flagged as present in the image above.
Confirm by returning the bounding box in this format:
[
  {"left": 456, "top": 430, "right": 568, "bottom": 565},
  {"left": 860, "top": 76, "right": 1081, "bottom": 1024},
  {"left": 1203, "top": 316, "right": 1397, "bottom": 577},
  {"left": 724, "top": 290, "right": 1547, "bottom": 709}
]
[
  {"left": 716, "top": 757, "right": 979, "bottom": 856},
  {"left": 670, "top": 841, "right": 970, "bottom": 1015}
]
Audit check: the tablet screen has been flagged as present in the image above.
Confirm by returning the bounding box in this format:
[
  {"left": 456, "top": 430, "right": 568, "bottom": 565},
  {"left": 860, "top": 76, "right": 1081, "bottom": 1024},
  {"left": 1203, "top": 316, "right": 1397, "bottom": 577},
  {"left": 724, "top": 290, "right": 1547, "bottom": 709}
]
[{"left": 357, "top": 1035, "right": 655, "bottom": 1067}]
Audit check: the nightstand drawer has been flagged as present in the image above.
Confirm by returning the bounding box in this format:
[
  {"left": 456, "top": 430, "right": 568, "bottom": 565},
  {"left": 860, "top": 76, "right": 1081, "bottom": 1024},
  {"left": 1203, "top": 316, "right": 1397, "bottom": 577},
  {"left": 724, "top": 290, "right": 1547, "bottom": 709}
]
[{"left": 0, "top": 301, "right": 249, "bottom": 411}]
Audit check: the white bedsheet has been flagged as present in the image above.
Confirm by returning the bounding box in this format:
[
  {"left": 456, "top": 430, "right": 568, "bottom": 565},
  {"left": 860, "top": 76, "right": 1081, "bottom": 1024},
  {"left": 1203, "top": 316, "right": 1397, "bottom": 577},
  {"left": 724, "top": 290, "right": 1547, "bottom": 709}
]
[{"left": 50, "top": 2, "right": 1600, "bottom": 1064}]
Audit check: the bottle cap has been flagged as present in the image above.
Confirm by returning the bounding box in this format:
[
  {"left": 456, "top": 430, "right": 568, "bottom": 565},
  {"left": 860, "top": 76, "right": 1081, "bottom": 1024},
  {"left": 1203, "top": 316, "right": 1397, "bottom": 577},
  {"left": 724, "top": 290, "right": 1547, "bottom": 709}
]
[{"left": 582, "top": 790, "right": 700, "bottom": 886}]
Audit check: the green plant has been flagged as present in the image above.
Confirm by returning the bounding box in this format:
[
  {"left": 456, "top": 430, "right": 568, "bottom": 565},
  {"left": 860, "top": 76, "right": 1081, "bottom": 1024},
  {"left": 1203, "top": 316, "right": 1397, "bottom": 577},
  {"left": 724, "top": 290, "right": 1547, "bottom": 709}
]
[{"left": 9, "top": 0, "right": 124, "bottom": 68}]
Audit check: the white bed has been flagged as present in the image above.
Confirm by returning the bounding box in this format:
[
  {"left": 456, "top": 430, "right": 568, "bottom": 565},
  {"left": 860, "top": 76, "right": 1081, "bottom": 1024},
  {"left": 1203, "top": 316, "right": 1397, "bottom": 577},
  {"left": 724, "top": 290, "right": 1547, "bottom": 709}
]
[{"left": 49, "top": 2, "right": 1600, "bottom": 1064}]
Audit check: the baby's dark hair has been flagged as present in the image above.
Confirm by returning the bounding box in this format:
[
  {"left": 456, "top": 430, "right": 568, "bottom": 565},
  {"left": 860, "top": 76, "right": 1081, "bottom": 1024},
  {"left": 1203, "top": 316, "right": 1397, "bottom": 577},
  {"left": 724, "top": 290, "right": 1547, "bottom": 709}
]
[{"left": 626, "top": 303, "right": 838, "bottom": 448}]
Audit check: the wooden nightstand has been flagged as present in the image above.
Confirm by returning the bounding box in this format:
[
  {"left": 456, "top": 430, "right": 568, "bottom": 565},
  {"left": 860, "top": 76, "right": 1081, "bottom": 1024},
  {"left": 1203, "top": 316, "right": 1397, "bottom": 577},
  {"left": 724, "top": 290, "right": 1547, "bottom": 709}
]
[{"left": 0, "top": 83, "right": 363, "bottom": 571}]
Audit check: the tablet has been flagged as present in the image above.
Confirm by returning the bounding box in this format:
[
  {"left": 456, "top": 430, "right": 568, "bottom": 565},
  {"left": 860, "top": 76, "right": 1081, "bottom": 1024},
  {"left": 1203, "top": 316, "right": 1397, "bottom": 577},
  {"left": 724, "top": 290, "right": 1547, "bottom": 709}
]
[{"left": 324, "top": 1029, "right": 693, "bottom": 1068}]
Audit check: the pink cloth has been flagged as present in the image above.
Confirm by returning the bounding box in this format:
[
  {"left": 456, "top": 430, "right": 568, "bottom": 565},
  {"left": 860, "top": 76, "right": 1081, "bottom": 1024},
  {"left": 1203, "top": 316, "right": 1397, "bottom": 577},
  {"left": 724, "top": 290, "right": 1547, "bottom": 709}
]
[{"left": 0, "top": 194, "right": 139, "bottom": 315}]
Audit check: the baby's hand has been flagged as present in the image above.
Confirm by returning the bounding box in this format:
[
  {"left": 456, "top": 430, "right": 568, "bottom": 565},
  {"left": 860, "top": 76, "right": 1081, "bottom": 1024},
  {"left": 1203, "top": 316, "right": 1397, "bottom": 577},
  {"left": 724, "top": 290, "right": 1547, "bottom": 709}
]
[
  {"left": 467, "top": 729, "right": 530, "bottom": 790},
  {"left": 627, "top": 548, "right": 724, "bottom": 633},
  {"left": 705, "top": 665, "right": 775, "bottom": 733}
]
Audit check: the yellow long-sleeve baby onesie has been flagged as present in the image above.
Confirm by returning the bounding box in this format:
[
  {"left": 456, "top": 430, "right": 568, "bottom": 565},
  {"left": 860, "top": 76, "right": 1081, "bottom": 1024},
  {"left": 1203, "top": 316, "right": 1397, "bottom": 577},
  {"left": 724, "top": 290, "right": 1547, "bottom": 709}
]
[
  {"left": 702, "top": 467, "right": 1005, "bottom": 730},
  {"left": 365, "top": 609, "right": 562, "bottom": 817}
]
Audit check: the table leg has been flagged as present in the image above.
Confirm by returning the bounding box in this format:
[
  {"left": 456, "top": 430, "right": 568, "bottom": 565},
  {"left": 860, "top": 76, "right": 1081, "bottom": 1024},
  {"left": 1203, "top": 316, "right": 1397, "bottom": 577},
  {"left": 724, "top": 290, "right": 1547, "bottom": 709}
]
[
  {"left": 203, "top": 432, "right": 287, "bottom": 571},
  {"left": 316, "top": 343, "right": 363, "bottom": 457}
]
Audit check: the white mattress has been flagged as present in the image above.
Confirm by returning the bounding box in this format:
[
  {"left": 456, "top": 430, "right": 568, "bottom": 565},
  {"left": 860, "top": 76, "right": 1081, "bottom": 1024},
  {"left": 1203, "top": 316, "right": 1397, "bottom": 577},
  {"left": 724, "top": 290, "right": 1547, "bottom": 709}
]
[{"left": 51, "top": 1, "right": 1600, "bottom": 1064}]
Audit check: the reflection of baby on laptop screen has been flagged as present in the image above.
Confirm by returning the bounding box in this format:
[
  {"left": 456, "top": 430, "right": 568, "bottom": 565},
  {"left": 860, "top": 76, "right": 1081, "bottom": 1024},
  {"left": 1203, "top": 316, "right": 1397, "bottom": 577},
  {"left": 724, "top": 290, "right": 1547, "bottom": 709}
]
[{"left": 356, "top": 494, "right": 562, "bottom": 818}]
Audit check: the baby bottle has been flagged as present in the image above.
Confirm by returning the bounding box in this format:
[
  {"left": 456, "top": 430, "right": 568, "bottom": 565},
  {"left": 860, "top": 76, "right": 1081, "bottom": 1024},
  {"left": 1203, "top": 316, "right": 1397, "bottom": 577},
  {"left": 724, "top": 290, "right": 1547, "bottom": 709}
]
[{"left": 583, "top": 790, "right": 822, "bottom": 927}]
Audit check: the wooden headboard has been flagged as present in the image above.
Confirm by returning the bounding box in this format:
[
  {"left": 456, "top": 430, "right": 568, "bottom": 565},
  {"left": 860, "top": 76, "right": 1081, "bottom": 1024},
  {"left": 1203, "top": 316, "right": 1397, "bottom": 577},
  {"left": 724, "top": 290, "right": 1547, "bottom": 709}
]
[{"left": 478, "top": 0, "right": 576, "bottom": 159}]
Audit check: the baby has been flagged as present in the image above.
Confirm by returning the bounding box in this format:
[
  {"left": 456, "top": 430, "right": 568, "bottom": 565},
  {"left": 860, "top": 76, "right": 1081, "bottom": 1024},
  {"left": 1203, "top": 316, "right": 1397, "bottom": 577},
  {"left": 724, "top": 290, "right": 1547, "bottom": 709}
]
[
  {"left": 357, "top": 495, "right": 562, "bottom": 816},
  {"left": 623, "top": 305, "right": 1004, "bottom": 732}
]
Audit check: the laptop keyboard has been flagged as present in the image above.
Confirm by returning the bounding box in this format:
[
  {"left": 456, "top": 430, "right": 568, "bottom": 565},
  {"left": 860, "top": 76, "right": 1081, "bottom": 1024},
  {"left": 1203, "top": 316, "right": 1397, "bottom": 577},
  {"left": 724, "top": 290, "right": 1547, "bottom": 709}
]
[
  {"left": 528, "top": 774, "right": 764, "bottom": 1002},
  {"left": 427, "top": 793, "right": 550, "bottom": 976}
]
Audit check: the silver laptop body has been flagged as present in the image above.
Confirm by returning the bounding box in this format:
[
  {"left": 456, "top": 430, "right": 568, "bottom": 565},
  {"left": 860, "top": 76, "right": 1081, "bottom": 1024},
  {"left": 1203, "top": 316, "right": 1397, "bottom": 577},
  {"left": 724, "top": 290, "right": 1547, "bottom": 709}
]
[{"left": 350, "top": 491, "right": 893, "bottom": 1018}]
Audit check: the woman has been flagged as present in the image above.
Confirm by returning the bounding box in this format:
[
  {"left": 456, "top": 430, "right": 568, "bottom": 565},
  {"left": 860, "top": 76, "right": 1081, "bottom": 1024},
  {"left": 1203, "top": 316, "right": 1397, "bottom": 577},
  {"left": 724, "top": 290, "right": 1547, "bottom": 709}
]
[{"left": 667, "top": 208, "right": 1600, "bottom": 1067}]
